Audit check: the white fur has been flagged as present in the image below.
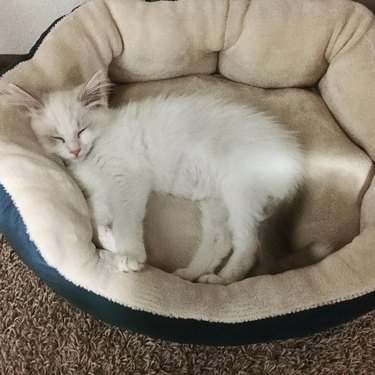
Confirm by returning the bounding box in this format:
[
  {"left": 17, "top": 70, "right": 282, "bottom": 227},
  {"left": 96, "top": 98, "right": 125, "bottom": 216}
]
[{"left": 6, "top": 72, "right": 304, "bottom": 284}]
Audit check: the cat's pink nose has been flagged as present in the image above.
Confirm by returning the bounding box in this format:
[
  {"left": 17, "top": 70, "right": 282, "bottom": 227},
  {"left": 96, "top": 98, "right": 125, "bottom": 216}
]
[{"left": 69, "top": 148, "right": 81, "bottom": 157}]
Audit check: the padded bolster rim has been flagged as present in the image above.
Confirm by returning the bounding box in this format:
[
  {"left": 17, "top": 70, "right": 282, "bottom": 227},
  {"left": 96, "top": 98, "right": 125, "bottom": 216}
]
[{"left": 1, "top": 183, "right": 374, "bottom": 345}]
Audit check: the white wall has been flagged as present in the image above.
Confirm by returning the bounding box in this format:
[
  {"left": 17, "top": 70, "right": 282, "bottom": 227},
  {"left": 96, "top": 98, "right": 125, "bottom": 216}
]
[{"left": 0, "top": 0, "right": 88, "bottom": 54}]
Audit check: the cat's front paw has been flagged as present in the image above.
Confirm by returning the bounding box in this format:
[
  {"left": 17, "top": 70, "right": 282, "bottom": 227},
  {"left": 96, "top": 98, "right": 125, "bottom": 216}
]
[
  {"left": 113, "top": 254, "right": 146, "bottom": 272},
  {"left": 99, "top": 247, "right": 147, "bottom": 273}
]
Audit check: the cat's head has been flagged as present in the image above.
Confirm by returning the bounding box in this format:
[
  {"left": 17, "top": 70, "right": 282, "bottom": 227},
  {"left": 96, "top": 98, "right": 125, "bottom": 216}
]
[{"left": 4, "top": 70, "right": 111, "bottom": 162}]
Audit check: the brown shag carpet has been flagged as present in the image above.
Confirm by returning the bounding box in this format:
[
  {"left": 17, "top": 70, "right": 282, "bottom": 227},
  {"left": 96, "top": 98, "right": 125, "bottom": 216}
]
[{"left": 0, "top": 237, "right": 374, "bottom": 375}]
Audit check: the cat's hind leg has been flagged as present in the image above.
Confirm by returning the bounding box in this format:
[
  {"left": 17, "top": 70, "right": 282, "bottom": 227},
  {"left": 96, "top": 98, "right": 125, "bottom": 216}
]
[
  {"left": 216, "top": 152, "right": 303, "bottom": 284},
  {"left": 215, "top": 187, "right": 266, "bottom": 285},
  {"left": 174, "top": 198, "right": 232, "bottom": 282}
]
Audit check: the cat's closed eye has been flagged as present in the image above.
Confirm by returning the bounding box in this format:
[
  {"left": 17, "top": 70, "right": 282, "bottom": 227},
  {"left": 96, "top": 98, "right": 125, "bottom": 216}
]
[
  {"left": 52, "top": 136, "right": 65, "bottom": 143},
  {"left": 78, "top": 127, "right": 88, "bottom": 138}
]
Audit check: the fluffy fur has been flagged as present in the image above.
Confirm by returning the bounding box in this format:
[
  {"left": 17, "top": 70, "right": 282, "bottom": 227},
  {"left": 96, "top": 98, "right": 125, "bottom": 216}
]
[{"left": 5, "top": 71, "right": 304, "bottom": 284}]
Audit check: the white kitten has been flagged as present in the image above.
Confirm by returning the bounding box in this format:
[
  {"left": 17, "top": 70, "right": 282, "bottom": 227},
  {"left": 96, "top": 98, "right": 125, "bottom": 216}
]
[{"left": 5, "top": 71, "right": 304, "bottom": 284}]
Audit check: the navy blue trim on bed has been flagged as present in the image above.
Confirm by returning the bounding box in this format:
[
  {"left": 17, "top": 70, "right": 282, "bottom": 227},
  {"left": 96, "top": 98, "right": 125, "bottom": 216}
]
[{"left": 0, "top": 184, "right": 374, "bottom": 345}]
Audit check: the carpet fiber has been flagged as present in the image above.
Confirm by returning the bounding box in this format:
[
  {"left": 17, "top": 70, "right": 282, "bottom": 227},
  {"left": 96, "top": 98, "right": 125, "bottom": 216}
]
[{"left": 0, "top": 236, "right": 374, "bottom": 374}]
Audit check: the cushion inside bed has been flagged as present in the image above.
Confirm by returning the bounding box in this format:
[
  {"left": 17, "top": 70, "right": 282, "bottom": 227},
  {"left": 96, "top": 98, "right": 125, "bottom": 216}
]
[{"left": 110, "top": 75, "right": 372, "bottom": 273}]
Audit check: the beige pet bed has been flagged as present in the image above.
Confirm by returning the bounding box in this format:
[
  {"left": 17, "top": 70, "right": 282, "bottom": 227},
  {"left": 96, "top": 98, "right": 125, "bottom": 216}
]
[{"left": 0, "top": 0, "right": 374, "bottom": 345}]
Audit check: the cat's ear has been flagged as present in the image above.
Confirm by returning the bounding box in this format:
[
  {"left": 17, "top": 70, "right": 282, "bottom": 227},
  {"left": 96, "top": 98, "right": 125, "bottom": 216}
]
[
  {"left": 79, "top": 70, "right": 112, "bottom": 108},
  {"left": 3, "top": 84, "right": 43, "bottom": 114}
]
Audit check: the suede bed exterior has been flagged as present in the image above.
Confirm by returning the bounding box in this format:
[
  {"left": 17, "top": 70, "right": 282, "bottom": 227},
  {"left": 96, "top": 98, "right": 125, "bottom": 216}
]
[{"left": 0, "top": 0, "right": 374, "bottom": 326}]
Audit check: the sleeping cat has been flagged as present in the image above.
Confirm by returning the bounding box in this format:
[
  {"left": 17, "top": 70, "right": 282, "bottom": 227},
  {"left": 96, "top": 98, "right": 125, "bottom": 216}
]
[{"left": 4, "top": 71, "right": 304, "bottom": 285}]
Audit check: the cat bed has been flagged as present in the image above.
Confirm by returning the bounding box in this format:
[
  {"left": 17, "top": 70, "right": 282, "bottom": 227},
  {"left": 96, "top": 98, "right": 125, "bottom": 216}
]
[{"left": 0, "top": 0, "right": 375, "bottom": 345}]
